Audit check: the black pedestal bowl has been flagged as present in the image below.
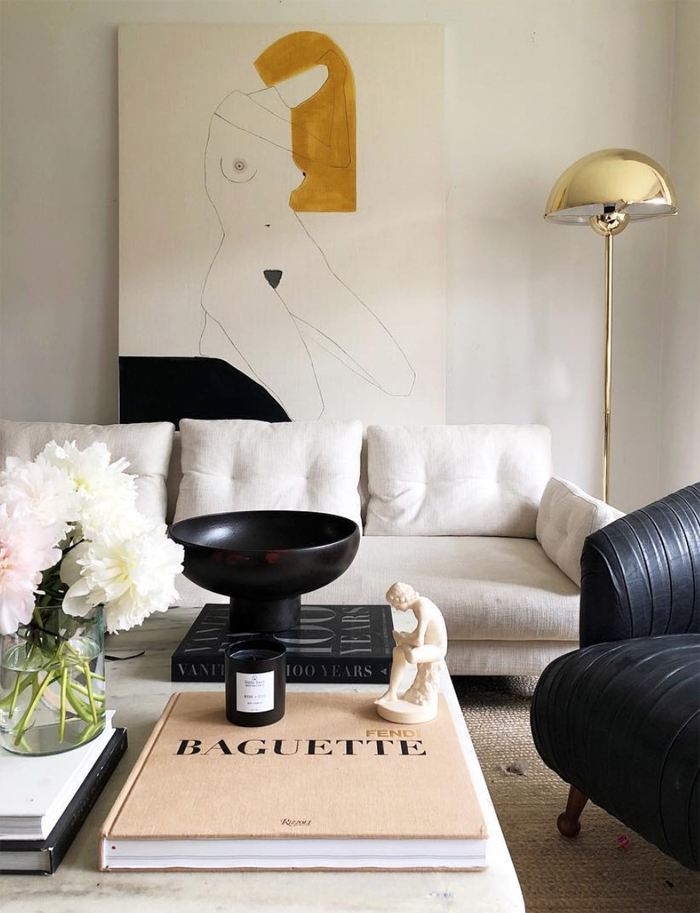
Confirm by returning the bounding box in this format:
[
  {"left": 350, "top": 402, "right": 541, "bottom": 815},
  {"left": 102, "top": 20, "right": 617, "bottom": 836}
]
[{"left": 169, "top": 510, "right": 360, "bottom": 633}]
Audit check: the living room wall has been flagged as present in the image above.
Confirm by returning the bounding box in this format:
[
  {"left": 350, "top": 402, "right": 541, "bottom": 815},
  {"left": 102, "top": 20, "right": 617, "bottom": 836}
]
[
  {"left": 0, "top": 0, "right": 692, "bottom": 511},
  {"left": 660, "top": 0, "right": 700, "bottom": 496}
]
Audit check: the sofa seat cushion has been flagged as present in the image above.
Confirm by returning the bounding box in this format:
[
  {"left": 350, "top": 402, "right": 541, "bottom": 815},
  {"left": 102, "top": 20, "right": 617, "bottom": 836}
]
[
  {"left": 175, "top": 535, "right": 580, "bottom": 643},
  {"left": 174, "top": 419, "right": 363, "bottom": 527},
  {"left": 366, "top": 424, "right": 552, "bottom": 537},
  {"left": 0, "top": 419, "right": 174, "bottom": 523}
]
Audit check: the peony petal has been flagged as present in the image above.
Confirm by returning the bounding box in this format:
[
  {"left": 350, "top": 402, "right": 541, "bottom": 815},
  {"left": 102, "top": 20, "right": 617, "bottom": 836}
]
[
  {"left": 62, "top": 577, "right": 93, "bottom": 617},
  {"left": 0, "top": 593, "right": 35, "bottom": 635},
  {"left": 59, "top": 541, "right": 89, "bottom": 587}
]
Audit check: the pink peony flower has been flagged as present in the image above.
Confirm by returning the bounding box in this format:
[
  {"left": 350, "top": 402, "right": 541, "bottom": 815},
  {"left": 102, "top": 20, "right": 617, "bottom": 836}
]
[{"left": 0, "top": 502, "right": 62, "bottom": 635}]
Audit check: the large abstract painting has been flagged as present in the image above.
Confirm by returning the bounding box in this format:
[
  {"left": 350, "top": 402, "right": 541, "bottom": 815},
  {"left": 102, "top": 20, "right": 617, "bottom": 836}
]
[{"left": 119, "top": 25, "right": 444, "bottom": 425}]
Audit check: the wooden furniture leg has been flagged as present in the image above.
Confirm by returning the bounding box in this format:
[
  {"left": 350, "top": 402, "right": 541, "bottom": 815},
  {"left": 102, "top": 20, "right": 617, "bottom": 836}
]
[{"left": 557, "top": 785, "right": 588, "bottom": 837}]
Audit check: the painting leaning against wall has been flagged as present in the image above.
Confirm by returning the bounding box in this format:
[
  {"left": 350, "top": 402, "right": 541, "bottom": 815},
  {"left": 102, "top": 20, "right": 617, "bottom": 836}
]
[{"left": 118, "top": 24, "right": 445, "bottom": 427}]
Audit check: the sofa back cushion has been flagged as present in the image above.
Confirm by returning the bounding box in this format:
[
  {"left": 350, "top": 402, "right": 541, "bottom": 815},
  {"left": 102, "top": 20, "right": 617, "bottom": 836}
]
[
  {"left": 365, "top": 424, "right": 552, "bottom": 537},
  {"left": 0, "top": 420, "right": 174, "bottom": 523},
  {"left": 174, "top": 419, "right": 363, "bottom": 527},
  {"left": 537, "top": 476, "right": 624, "bottom": 586},
  {"left": 167, "top": 429, "right": 369, "bottom": 525}
]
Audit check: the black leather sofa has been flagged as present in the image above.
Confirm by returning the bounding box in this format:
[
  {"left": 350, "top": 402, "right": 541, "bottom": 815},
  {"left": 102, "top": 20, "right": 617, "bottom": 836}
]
[{"left": 531, "top": 482, "right": 700, "bottom": 870}]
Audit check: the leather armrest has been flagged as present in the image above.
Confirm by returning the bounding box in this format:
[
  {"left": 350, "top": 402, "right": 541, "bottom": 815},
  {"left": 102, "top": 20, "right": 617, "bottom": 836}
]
[{"left": 580, "top": 482, "right": 700, "bottom": 646}]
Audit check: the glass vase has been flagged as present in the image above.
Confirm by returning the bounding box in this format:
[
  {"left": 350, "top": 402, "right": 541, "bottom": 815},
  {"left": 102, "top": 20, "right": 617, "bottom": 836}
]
[{"left": 0, "top": 605, "right": 106, "bottom": 755}]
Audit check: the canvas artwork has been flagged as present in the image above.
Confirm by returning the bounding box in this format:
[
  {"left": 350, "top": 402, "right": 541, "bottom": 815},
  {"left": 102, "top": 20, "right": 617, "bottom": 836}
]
[{"left": 118, "top": 24, "right": 445, "bottom": 425}]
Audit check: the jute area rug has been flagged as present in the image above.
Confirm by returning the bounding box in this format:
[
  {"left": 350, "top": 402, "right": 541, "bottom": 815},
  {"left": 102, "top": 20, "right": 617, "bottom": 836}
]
[{"left": 453, "top": 676, "right": 700, "bottom": 913}]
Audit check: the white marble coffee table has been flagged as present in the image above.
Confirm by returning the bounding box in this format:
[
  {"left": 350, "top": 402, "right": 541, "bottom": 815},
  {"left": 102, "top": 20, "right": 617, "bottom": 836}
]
[{"left": 1, "top": 607, "right": 524, "bottom": 913}]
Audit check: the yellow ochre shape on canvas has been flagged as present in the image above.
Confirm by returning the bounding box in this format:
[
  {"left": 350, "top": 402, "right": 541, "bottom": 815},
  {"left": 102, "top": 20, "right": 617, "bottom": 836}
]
[{"left": 255, "top": 31, "right": 356, "bottom": 213}]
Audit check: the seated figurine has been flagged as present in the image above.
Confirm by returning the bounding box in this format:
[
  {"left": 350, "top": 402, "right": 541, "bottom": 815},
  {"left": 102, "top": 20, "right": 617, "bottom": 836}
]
[{"left": 375, "top": 582, "right": 448, "bottom": 724}]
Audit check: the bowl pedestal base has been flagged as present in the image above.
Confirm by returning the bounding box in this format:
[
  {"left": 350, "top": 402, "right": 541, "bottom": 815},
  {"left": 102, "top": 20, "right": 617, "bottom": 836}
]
[{"left": 229, "top": 596, "right": 301, "bottom": 634}]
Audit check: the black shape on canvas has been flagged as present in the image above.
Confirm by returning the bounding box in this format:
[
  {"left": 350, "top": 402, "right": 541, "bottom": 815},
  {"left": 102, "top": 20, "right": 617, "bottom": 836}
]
[
  {"left": 118, "top": 356, "right": 290, "bottom": 428},
  {"left": 263, "top": 269, "right": 283, "bottom": 290}
]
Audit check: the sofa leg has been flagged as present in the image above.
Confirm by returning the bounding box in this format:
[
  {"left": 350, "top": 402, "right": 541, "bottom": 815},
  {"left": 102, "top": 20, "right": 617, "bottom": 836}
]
[{"left": 557, "top": 785, "right": 588, "bottom": 838}]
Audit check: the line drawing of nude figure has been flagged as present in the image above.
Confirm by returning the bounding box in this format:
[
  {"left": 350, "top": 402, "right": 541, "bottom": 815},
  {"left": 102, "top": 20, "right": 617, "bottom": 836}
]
[{"left": 198, "top": 32, "right": 416, "bottom": 420}]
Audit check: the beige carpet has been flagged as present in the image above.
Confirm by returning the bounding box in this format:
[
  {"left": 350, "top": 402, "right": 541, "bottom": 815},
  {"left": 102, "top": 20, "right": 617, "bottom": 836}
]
[{"left": 453, "top": 676, "right": 700, "bottom": 913}]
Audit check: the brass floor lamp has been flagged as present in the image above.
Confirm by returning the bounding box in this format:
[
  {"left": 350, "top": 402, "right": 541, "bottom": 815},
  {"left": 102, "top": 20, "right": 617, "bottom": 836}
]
[{"left": 544, "top": 149, "right": 678, "bottom": 502}]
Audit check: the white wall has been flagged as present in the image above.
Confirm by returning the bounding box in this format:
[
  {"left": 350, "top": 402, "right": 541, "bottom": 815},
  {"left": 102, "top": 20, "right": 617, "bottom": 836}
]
[
  {"left": 660, "top": 0, "right": 700, "bottom": 494},
  {"left": 0, "top": 0, "right": 692, "bottom": 510},
  {"left": 443, "top": 0, "right": 676, "bottom": 510}
]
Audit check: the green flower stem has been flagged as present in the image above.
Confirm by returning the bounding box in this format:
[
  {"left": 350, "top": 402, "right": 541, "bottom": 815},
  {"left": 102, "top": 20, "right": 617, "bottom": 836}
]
[
  {"left": 59, "top": 668, "right": 68, "bottom": 743},
  {"left": 70, "top": 681, "right": 105, "bottom": 703},
  {"left": 64, "top": 680, "right": 94, "bottom": 723},
  {"left": 11, "top": 674, "right": 35, "bottom": 710},
  {"left": 6, "top": 670, "right": 26, "bottom": 714},
  {"left": 3, "top": 604, "right": 106, "bottom": 750},
  {"left": 83, "top": 663, "right": 98, "bottom": 723},
  {"left": 75, "top": 718, "right": 103, "bottom": 746},
  {"left": 13, "top": 671, "right": 57, "bottom": 746},
  {"left": 0, "top": 642, "right": 44, "bottom": 713},
  {"left": 64, "top": 642, "right": 83, "bottom": 660},
  {"left": 5, "top": 667, "right": 105, "bottom": 744}
]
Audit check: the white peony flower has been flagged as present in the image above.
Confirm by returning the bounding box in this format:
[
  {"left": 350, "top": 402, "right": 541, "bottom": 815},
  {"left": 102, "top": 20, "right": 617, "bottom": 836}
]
[
  {"left": 0, "top": 440, "right": 182, "bottom": 636},
  {"left": 0, "top": 456, "right": 79, "bottom": 534},
  {"left": 80, "top": 498, "right": 151, "bottom": 543},
  {"left": 0, "top": 501, "right": 63, "bottom": 635},
  {"left": 63, "top": 524, "right": 184, "bottom": 633},
  {"left": 38, "top": 441, "right": 139, "bottom": 540}
]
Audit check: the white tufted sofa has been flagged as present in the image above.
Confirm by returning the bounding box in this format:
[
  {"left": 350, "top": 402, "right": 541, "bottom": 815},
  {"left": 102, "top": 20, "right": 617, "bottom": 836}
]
[{"left": 0, "top": 419, "right": 622, "bottom": 676}]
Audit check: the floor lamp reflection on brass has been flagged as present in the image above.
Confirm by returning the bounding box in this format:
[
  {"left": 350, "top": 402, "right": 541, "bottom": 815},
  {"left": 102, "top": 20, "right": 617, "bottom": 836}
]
[{"left": 544, "top": 149, "right": 678, "bottom": 503}]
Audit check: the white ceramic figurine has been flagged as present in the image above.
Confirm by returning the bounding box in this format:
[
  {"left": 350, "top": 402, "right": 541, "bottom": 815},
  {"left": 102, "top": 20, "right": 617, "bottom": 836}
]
[{"left": 375, "top": 582, "right": 448, "bottom": 724}]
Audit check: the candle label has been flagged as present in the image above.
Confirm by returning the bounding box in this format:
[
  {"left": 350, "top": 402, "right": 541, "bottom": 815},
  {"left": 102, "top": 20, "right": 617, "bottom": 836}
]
[{"left": 236, "top": 671, "right": 275, "bottom": 713}]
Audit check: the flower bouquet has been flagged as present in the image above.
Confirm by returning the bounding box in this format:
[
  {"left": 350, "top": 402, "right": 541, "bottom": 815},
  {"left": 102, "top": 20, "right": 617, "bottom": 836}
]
[{"left": 0, "top": 441, "right": 184, "bottom": 754}]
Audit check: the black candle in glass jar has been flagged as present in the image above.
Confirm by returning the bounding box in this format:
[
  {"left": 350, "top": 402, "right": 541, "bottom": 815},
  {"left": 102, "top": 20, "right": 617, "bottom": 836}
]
[{"left": 225, "top": 638, "right": 286, "bottom": 727}]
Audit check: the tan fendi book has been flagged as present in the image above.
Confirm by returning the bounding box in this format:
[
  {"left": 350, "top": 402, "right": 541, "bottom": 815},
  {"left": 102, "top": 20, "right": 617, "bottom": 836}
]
[{"left": 100, "top": 691, "right": 488, "bottom": 871}]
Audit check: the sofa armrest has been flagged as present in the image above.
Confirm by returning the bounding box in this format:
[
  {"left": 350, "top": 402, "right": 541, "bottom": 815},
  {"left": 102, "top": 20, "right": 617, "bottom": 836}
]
[
  {"left": 536, "top": 477, "right": 623, "bottom": 587},
  {"left": 580, "top": 482, "right": 700, "bottom": 647}
]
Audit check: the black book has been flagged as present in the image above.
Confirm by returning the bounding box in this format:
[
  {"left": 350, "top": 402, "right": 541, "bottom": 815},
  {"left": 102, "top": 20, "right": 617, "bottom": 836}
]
[
  {"left": 171, "top": 604, "right": 394, "bottom": 684},
  {"left": 0, "top": 728, "right": 128, "bottom": 875}
]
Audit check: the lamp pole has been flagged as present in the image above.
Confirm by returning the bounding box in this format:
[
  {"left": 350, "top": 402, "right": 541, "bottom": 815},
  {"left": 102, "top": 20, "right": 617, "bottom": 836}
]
[
  {"left": 603, "top": 232, "right": 613, "bottom": 504},
  {"left": 590, "top": 212, "right": 628, "bottom": 503}
]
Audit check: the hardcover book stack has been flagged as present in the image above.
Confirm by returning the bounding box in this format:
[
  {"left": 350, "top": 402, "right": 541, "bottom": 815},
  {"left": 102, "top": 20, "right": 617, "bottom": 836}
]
[
  {"left": 172, "top": 604, "right": 394, "bottom": 684},
  {"left": 0, "top": 713, "right": 127, "bottom": 874}
]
